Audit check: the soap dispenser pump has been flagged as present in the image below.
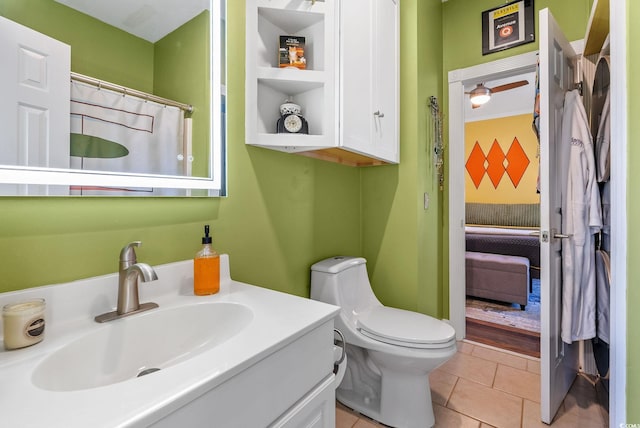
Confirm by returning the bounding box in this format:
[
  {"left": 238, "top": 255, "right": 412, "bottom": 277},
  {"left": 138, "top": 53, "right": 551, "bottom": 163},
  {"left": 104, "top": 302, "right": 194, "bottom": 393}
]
[{"left": 194, "top": 225, "right": 220, "bottom": 295}]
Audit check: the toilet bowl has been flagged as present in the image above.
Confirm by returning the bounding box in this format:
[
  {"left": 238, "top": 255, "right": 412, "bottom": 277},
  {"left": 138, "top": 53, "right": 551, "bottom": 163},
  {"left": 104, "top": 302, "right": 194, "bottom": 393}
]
[{"left": 310, "top": 256, "right": 457, "bottom": 428}]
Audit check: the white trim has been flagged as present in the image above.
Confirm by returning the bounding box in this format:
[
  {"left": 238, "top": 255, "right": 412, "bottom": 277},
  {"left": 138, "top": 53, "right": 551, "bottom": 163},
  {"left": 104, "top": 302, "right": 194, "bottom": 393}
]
[
  {"left": 609, "top": 0, "right": 627, "bottom": 425},
  {"left": 448, "top": 52, "right": 538, "bottom": 85},
  {"left": 447, "top": 79, "right": 466, "bottom": 340}
]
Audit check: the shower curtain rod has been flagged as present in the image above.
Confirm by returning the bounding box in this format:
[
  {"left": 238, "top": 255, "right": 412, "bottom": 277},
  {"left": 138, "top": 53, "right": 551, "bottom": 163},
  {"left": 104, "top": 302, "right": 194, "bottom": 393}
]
[{"left": 70, "top": 72, "right": 194, "bottom": 114}]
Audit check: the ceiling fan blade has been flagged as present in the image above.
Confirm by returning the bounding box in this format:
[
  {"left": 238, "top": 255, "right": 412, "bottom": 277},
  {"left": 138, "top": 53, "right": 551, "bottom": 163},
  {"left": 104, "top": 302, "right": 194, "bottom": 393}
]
[
  {"left": 471, "top": 103, "right": 482, "bottom": 109},
  {"left": 489, "top": 80, "right": 529, "bottom": 93}
]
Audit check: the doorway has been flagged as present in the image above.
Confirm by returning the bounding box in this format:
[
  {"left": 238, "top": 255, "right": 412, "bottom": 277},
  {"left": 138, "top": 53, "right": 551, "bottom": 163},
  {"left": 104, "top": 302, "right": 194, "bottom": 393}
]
[
  {"left": 461, "top": 71, "right": 541, "bottom": 357},
  {"left": 447, "top": 51, "right": 539, "bottom": 343}
]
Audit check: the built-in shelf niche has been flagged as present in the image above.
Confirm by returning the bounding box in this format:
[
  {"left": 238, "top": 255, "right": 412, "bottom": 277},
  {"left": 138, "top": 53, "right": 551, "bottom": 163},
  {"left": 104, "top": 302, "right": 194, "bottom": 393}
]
[{"left": 255, "top": 5, "right": 327, "bottom": 138}]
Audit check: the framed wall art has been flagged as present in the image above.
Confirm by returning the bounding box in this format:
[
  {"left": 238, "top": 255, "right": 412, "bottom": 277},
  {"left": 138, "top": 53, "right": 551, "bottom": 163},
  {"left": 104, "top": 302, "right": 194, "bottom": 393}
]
[{"left": 482, "top": 0, "right": 535, "bottom": 55}]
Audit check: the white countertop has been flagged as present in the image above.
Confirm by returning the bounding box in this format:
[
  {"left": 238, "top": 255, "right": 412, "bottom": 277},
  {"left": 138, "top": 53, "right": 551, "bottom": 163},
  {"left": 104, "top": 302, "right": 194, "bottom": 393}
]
[{"left": 0, "top": 255, "right": 339, "bottom": 427}]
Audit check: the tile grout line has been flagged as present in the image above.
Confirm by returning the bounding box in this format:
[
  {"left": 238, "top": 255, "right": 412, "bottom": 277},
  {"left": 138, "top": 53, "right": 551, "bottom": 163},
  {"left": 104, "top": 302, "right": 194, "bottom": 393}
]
[
  {"left": 490, "top": 362, "right": 498, "bottom": 388},
  {"left": 446, "top": 374, "right": 462, "bottom": 407},
  {"left": 519, "top": 395, "right": 525, "bottom": 428}
]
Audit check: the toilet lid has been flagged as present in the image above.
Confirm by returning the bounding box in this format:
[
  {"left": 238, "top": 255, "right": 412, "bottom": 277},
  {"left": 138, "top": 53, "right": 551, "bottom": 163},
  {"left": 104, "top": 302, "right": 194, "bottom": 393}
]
[{"left": 357, "top": 306, "right": 456, "bottom": 349}]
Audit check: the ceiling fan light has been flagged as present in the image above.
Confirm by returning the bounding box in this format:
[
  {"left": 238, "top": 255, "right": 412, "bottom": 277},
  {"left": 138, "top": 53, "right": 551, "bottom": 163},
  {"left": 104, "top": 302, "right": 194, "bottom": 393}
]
[{"left": 469, "top": 85, "right": 491, "bottom": 105}]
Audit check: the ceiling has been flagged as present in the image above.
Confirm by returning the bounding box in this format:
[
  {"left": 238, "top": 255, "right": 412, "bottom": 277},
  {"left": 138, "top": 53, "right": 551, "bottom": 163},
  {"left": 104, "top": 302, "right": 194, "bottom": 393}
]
[
  {"left": 55, "top": 0, "right": 210, "bottom": 43},
  {"left": 464, "top": 71, "right": 537, "bottom": 123}
]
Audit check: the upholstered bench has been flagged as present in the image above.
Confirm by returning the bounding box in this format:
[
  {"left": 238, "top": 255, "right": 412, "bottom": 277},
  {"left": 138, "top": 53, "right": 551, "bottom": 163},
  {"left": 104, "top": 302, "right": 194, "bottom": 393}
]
[{"left": 465, "top": 251, "right": 530, "bottom": 310}]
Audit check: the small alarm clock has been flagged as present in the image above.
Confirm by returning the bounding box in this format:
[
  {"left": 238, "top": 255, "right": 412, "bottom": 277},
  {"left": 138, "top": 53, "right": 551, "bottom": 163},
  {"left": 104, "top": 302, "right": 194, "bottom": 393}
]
[{"left": 277, "top": 101, "right": 309, "bottom": 134}]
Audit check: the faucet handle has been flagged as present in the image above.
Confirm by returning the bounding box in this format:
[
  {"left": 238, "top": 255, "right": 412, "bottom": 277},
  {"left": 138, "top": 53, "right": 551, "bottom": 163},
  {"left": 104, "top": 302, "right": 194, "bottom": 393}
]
[{"left": 120, "top": 241, "right": 142, "bottom": 264}]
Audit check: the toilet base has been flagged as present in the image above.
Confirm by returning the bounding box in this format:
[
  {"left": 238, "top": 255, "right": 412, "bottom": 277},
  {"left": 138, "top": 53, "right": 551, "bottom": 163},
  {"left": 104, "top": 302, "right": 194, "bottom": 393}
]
[
  {"left": 337, "top": 375, "right": 434, "bottom": 428},
  {"left": 336, "top": 345, "right": 442, "bottom": 428}
]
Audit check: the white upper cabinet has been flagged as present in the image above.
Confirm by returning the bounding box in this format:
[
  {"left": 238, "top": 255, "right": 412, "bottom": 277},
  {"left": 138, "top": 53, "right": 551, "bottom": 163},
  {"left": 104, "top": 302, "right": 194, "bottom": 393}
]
[
  {"left": 340, "top": 0, "right": 399, "bottom": 164},
  {"left": 245, "top": 0, "right": 399, "bottom": 166}
]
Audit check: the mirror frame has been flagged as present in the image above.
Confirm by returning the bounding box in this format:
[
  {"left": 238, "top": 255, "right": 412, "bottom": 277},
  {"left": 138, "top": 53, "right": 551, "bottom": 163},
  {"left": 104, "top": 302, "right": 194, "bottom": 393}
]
[{"left": 0, "top": 1, "right": 225, "bottom": 197}]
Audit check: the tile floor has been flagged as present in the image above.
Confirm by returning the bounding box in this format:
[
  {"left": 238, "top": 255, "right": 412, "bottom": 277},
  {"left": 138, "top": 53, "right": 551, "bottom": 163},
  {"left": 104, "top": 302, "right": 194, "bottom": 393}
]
[{"left": 335, "top": 340, "right": 609, "bottom": 428}]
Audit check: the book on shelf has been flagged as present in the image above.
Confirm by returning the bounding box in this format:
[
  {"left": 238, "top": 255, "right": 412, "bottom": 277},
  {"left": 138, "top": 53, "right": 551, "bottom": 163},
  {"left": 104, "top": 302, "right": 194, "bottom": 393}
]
[{"left": 279, "top": 35, "right": 306, "bottom": 69}]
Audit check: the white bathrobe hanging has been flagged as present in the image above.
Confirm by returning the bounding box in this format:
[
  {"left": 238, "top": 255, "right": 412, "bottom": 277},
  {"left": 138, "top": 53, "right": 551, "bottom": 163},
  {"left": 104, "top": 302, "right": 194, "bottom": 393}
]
[{"left": 560, "top": 90, "right": 602, "bottom": 344}]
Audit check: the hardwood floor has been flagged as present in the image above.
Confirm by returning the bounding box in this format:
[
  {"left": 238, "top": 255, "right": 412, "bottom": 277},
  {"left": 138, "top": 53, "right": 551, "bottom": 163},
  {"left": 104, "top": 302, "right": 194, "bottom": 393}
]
[{"left": 466, "top": 317, "right": 540, "bottom": 358}]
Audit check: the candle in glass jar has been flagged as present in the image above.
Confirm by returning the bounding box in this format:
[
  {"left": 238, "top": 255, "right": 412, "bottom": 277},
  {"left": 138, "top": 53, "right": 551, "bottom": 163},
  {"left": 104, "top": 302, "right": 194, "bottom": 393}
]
[{"left": 2, "top": 299, "right": 46, "bottom": 350}]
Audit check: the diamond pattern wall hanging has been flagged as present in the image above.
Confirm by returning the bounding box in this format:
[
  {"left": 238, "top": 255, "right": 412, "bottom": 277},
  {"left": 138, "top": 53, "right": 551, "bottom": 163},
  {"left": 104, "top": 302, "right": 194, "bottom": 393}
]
[
  {"left": 486, "top": 140, "right": 506, "bottom": 189},
  {"left": 505, "top": 137, "right": 530, "bottom": 187},
  {"left": 465, "top": 137, "right": 530, "bottom": 189},
  {"left": 465, "top": 142, "right": 486, "bottom": 189}
]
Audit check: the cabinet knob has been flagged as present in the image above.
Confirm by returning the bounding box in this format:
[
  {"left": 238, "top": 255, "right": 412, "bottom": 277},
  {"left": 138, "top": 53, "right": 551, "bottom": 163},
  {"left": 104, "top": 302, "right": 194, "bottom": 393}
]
[{"left": 373, "top": 110, "right": 385, "bottom": 118}]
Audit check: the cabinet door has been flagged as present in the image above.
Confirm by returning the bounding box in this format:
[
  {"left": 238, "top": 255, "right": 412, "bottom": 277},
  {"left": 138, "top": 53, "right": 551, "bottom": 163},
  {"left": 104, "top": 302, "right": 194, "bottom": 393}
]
[
  {"left": 269, "top": 376, "right": 336, "bottom": 428},
  {"left": 341, "top": 0, "right": 399, "bottom": 164},
  {"left": 340, "top": 0, "right": 374, "bottom": 155},
  {"left": 373, "top": 0, "right": 399, "bottom": 163}
]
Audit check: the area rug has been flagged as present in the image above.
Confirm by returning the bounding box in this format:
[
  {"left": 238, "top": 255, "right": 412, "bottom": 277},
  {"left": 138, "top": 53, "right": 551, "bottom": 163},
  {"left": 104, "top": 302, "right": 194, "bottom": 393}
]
[{"left": 465, "top": 279, "right": 541, "bottom": 333}]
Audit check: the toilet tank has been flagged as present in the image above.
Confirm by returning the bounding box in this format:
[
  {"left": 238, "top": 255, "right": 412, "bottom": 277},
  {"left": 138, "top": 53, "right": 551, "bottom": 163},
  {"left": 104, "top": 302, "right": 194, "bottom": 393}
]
[{"left": 310, "top": 256, "right": 379, "bottom": 313}]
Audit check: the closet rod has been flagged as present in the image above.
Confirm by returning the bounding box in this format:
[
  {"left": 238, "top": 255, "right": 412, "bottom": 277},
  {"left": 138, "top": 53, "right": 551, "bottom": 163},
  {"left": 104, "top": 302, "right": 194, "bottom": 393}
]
[{"left": 70, "top": 72, "right": 194, "bottom": 113}]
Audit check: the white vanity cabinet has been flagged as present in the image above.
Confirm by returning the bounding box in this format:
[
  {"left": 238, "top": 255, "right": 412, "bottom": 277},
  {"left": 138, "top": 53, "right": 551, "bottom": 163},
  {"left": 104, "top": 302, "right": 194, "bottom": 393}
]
[
  {"left": 245, "top": 0, "right": 400, "bottom": 166},
  {"left": 340, "top": 0, "right": 399, "bottom": 164},
  {"left": 152, "top": 320, "right": 337, "bottom": 428}
]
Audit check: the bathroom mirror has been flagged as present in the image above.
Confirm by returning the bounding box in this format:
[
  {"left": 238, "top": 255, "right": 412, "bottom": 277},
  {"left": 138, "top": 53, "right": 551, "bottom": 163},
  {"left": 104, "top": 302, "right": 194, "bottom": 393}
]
[{"left": 0, "top": 0, "right": 225, "bottom": 196}]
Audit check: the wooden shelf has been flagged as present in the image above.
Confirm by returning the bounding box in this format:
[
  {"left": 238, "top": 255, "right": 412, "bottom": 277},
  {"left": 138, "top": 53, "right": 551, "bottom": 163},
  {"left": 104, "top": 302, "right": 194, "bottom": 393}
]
[{"left": 584, "top": 0, "right": 609, "bottom": 56}]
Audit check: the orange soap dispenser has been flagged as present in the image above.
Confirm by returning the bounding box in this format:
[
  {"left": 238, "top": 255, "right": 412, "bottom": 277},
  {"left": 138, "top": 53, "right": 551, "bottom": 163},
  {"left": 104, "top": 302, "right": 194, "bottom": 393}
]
[{"left": 194, "top": 225, "right": 220, "bottom": 295}]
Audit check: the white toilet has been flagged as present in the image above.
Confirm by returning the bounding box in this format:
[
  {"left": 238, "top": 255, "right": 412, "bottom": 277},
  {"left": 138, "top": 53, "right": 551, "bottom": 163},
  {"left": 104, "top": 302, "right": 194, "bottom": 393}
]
[{"left": 311, "top": 256, "right": 457, "bottom": 428}]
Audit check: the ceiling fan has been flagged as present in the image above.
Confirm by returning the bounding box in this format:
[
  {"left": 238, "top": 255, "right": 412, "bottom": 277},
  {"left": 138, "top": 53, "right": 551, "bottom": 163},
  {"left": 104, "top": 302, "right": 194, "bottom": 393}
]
[{"left": 467, "top": 80, "right": 529, "bottom": 108}]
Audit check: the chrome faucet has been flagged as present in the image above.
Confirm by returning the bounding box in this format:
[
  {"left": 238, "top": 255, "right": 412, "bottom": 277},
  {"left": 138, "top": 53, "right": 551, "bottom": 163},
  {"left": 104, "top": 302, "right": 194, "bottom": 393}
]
[{"left": 95, "top": 241, "right": 159, "bottom": 323}]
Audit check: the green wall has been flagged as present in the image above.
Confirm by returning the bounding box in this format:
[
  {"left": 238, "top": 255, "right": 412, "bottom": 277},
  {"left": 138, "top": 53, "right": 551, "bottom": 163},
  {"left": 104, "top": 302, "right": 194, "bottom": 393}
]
[
  {"left": 442, "top": 0, "right": 591, "bottom": 73},
  {"left": 361, "top": 0, "right": 444, "bottom": 317},
  {"left": 155, "top": 11, "right": 211, "bottom": 178},
  {"left": 0, "top": 0, "right": 445, "bottom": 320},
  {"left": 627, "top": 0, "right": 639, "bottom": 421},
  {"left": 0, "top": 1, "right": 362, "bottom": 300}
]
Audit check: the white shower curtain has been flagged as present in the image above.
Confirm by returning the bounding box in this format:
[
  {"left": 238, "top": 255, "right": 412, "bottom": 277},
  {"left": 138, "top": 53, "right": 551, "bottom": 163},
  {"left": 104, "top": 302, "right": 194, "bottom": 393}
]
[{"left": 70, "top": 81, "right": 185, "bottom": 195}]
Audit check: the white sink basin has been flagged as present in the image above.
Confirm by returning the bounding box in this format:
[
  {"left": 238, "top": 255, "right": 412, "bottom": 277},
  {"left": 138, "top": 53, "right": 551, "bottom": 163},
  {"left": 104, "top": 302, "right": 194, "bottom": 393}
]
[{"left": 32, "top": 302, "right": 253, "bottom": 391}]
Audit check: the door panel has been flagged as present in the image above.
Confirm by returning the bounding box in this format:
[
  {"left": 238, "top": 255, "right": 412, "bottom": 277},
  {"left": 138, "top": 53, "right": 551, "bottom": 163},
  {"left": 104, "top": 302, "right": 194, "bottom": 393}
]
[
  {"left": 539, "top": 8, "right": 578, "bottom": 424},
  {"left": 0, "top": 17, "right": 70, "bottom": 168},
  {"left": 0, "top": 16, "right": 70, "bottom": 195}
]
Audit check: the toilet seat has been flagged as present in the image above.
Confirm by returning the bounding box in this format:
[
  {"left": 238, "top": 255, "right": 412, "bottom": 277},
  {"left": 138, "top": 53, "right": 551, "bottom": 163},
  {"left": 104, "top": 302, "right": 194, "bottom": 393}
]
[{"left": 357, "top": 306, "right": 456, "bottom": 349}]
